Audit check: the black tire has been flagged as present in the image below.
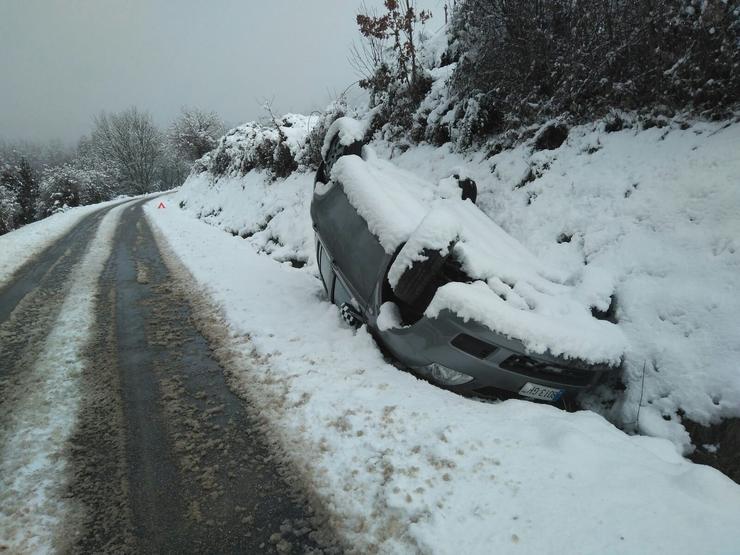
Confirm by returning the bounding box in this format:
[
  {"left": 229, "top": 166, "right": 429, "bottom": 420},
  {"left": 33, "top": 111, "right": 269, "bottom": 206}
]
[
  {"left": 316, "top": 133, "right": 363, "bottom": 185},
  {"left": 393, "top": 243, "right": 454, "bottom": 306},
  {"left": 458, "top": 177, "right": 477, "bottom": 203},
  {"left": 453, "top": 174, "right": 477, "bottom": 203}
]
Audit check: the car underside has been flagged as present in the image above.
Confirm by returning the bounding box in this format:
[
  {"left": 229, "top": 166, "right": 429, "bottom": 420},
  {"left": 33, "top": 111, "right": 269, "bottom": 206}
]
[{"left": 311, "top": 119, "right": 623, "bottom": 402}]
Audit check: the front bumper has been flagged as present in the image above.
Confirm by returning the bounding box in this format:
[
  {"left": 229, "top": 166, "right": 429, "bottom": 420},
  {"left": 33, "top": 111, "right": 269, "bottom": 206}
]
[{"left": 376, "top": 309, "right": 614, "bottom": 399}]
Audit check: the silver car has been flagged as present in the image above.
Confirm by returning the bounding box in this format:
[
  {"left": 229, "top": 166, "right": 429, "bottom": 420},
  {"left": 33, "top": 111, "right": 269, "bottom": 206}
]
[{"left": 311, "top": 126, "right": 619, "bottom": 403}]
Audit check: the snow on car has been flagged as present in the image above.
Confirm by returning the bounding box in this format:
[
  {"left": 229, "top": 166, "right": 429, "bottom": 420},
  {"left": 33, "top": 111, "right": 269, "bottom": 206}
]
[{"left": 311, "top": 118, "right": 627, "bottom": 401}]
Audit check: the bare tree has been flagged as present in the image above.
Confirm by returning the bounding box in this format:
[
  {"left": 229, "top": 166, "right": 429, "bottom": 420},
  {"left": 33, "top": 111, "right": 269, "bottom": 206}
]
[
  {"left": 356, "top": 0, "right": 431, "bottom": 87},
  {"left": 168, "top": 107, "right": 224, "bottom": 162},
  {"left": 91, "top": 107, "right": 163, "bottom": 194},
  {"left": 349, "top": 3, "right": 389, "bottom": 83}
]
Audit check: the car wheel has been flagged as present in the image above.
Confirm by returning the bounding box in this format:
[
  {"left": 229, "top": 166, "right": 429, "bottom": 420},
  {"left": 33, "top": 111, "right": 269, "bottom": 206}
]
[
  {"left": 456, "top": 176, "right": 477, "bottom": 203},
  {"left": 392, "top": 243, "right": 454, "bottom": 307},
  {"left": 316, "top": 134, "right": 363, "bottom": 185}
]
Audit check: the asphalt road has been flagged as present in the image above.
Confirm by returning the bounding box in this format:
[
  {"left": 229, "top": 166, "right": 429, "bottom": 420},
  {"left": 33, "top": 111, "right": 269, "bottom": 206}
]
[{"left": 0, "top": 199, "right": 337, "bottom": 554}]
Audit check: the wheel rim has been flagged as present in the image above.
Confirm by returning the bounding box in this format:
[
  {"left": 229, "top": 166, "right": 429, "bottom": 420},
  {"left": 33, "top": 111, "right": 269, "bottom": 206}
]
[{"left": 324, "top": 136, "right": 343, "bottom": 176}]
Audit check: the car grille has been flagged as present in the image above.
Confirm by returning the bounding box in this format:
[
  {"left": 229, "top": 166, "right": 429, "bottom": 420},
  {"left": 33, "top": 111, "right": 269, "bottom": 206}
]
[
  {"left": 500, "top": 355, "right": 594, "bottom": 387},
  {"left": 450, "top": 334, "right": 498, "bottom": 359}
]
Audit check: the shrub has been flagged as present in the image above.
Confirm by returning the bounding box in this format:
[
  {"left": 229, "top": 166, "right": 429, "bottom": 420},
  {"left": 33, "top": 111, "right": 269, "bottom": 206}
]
[
  {"left": 440, "top": 0, "right": 739, "bottom": 144},
  {"left": 198, "top": 113, "right": 311, "bottom": 182},
  {"left": 301, "top": 99, "right": 348, "bottom": 170},
  {"left": 37, "top": 165, "right": 114, "bottom": 217}
]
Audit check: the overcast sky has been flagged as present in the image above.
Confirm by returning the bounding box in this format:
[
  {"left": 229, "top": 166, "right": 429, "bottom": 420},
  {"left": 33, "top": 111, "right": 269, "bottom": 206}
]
[{"left": 0, "top": 0, "right": 444, "bottom": 144}]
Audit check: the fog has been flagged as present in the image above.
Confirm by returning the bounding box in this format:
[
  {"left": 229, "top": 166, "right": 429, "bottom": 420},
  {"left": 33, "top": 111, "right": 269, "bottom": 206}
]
[{"left": 0, "top": 0, "right": 443, "bottom": 144}]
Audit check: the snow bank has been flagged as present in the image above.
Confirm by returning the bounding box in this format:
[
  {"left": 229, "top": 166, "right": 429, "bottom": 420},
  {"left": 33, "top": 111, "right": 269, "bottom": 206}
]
[
  {"left": 379, "top": 118, "right": 740, "bottom": 449},
  {"left": 170, "top": 109, "right": 740, "bottom": 452},
  {"left": 172, "top": 170, "right": 315, "bottom": 266},
  {"left": 171, "top": 113, "right": 319, "bottom": 266},
  {"left": 334, "top": 150, "right": 627, "bottom": 366},
  {"left": 0, "top": 198, "right": 125, "bottom": 288},
  {"left": 145, "top": 201, "right": 740, "bottom": 554}
]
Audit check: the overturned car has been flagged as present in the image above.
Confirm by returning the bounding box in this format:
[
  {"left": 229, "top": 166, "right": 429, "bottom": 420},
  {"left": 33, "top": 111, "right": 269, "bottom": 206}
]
[{"left": 311, "top": 118, "right": 626, "bottom": 402}]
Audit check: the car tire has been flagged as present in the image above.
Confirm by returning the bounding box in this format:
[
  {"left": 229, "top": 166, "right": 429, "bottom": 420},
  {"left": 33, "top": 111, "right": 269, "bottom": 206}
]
[
  {"left": 316, "top": 133, "right": 363, "bottom": 185},
  {"left": 393, "top": 244, "right": 454, "bottom": 307},
  {"left": 457, "top": 177, "right": 477, "bottom": 203}
]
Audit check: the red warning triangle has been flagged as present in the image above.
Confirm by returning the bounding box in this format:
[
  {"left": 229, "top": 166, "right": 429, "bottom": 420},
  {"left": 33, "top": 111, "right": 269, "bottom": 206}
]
[{"left": 157, "top": 201, "right": 166, "bottom": 209}]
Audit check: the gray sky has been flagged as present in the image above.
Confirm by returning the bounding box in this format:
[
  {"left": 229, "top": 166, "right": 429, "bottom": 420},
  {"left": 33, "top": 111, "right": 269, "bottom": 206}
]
[{"left": 0, "top": 0, "right": 443, "bottom": 144}]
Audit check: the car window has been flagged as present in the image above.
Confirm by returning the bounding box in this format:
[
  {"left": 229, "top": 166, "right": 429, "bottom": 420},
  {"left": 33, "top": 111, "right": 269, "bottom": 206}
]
[
  {"left": 332, "top": 274, "right": 353, "bottom": 307},
  {"left": 312, "top": 184, "right": 386, "bottom": 305},
  {"left": 318, "top": 241, "right": 333, "bottom": 295}
]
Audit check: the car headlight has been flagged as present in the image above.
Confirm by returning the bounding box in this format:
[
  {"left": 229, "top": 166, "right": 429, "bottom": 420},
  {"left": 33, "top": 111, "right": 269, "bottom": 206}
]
[{"left": 426, "top": 363, "right": 474, "bottom": 386}]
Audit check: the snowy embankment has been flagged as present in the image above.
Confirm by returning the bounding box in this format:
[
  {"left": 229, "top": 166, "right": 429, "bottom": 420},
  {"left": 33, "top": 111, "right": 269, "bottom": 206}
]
[
  {"left": 382, "top": 119, "right": 740, "bottom": 451},
  {"left": 172, "top": 117, "right": 740, "bottom": 454},
  {"left": 0, "top": 201, "right": 132, "bottom": 554},
  {"left": 174, "top": 170, "right": 314, "bottom": 266},
  {"left": 0, "top": 198, "right": 126, "bottom": 288},
  {"left": 147, "top": 160, "right": 740, "bottom": 554}
]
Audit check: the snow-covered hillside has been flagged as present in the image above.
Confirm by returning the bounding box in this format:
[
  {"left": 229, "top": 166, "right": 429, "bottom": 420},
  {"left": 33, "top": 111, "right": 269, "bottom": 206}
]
[
  {"left": 147, "top": 114, "right": 740, "bottom": 551},
  {"left": 146, "top": 198, "right": 740, "bottom": 555},
  {"left": 172, "top": 115, "right": 740, "bottom": 455}
]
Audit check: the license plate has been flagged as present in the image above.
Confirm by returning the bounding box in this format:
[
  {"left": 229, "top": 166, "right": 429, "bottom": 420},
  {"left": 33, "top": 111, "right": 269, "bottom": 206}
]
[{"left": 519, "top": 382, "right": 564, "bottom": 402}]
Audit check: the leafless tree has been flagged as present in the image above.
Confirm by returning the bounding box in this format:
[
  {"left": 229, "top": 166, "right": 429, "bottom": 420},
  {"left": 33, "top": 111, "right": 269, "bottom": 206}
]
[
  {"left": 349, "top": 3, "right": 389, "bottom": 85},
  {"left": 91, "top": 107, "right": 163, "bottom": 194},
  {"left": 356, "top": 0, "right": 431, "bottom": 88},
  {"left": 168, "top": 107, "right": 224, "bottom": 162}
]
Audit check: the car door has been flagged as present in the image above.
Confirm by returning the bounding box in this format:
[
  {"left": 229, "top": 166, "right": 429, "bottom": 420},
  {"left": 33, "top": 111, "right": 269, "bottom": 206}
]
[{"left": 311, "top": 179, "right": 387, "bottom": 311}]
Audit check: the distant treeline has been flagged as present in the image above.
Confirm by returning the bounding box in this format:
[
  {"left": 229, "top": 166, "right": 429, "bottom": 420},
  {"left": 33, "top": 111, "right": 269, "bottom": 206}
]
[{"left": 0, "top": 107, "right": 223, "bottom": 235}]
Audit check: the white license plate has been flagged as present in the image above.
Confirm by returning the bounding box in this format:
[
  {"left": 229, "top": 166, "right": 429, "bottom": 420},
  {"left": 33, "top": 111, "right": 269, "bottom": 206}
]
[{"left": 519, "top": 382, "right": 564, "bottom": 402}]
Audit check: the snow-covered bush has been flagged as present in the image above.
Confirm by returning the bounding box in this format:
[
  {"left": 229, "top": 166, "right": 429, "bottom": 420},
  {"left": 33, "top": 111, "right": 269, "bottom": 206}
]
[
  {"left": 199, "top": 114, "right": 313, "bottom": 181},
  {"left": 37, "top": 165, "right": 115, "bottom": 217},
  {"left": 355, "top": 0, "right": 739, "bottom": 150},
  {"left": 301, "top": 99, "right": 348, "bottom": 170},
  {"left": 352, "top": 1, "right": 435, "bottom": 142},
  {"left": 168, "top": 107, "right": 224, "bottom": 162},
  {"left": 438, "top": 0, "right": 740, "bottom": 145}
]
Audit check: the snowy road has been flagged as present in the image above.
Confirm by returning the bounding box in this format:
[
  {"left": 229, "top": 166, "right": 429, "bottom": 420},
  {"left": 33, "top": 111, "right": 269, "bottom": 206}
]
[{"left": 0, "top": 198, "right": 336, "bottom": 554}]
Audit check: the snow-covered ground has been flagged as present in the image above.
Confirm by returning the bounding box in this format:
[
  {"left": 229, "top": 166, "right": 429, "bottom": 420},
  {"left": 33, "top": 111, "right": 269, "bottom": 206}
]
[
  {"left": 382, "top": 118, "right": 740, "bottom": 450},
  {"left": 146, "top": 186, "right": 740, "bottom": 553},
  {"left": 0, "top": 198, "right": 128, "bottom": 289},
  {"left": 175, "top": 170, "right": 314, "bottom": 266},
  {"left": 173, "top": 117, "right": 740, "bottom": 455},
  {"left": 0, "top": 201, "right": 132, "bottom": 554}
]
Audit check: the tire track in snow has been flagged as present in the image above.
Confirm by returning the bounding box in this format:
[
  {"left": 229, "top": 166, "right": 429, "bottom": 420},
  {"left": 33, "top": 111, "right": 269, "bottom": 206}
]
[
  {"left": 0, "top": 214, "right": 107, "bottom": 388},
  {"left": 0, "top": 201, "right": 131, "bottom": 554}
]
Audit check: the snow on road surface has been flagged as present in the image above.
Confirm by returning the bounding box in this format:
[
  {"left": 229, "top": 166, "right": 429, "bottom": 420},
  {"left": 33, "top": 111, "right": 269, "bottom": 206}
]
[
  {"left": 145, "top": 199, "right": 740, "bottom": 554},
  {"left": 0, "top": 201, "right": 131, "bottom": 554},
  {"left": 0, "top": 198, "right": 127, "bottom": 289}
]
